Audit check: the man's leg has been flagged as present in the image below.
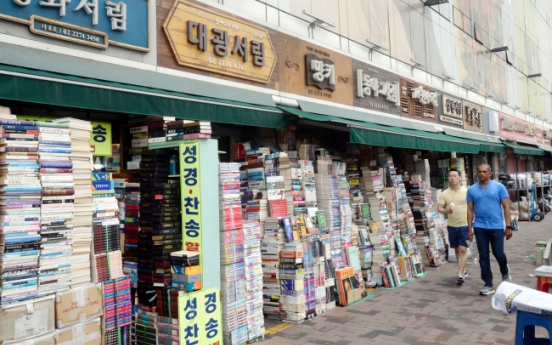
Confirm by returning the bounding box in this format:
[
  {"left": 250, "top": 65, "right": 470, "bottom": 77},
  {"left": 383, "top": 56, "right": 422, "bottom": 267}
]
[
  {"left": 448, "top": 226, "right": 461, "bottom": 278},
  {"left": 488, "top": 229, "right": 509, "bottom": 276},
  {"left": 457, "top": 246, "right": 468, "bottom": 277},
  {"left": 457, "top": 226, "right": 469, "bottom": 278},
  {"left": 474, "top": 227, "right": 493, "bottom": 287}
]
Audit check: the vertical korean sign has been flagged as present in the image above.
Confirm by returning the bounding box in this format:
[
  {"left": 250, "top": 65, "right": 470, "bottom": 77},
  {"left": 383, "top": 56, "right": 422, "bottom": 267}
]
[
  {"left": 178, "top": 288, "right": 223, "bottom": 345},
  {"left": 180, "top": 141, "right": 202, "bottom": 255},
  {"left": 90, "top": 121, "right": 112, "bottom": 156}
]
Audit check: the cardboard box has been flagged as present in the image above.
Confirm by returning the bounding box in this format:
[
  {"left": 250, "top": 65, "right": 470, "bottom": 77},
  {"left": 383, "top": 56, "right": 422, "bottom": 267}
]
[
  {"left": 55, "top": 284, "right": 103, "bottom": 328},
  {"left": 0, "top": 295, "right": 55, "bottom": 344},
  {"left": 2, "top": 331, "right": 56, "bottom": 345},
  {"left": 536, "top": 241, "right": 547, "bottom": 266},
  {"left": 55, "top": 318, "right": 101, "bottom": 345}
]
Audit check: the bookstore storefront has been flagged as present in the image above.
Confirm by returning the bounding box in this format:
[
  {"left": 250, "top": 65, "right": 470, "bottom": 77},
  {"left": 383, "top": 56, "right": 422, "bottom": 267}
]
[{"left": 0, "top": 0, "right": 526, "bottom": 343}]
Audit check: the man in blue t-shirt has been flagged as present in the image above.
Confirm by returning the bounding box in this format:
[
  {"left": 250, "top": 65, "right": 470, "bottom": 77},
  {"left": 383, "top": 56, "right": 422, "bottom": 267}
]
[{"left": 467, "top": 164, "right": 513, "bottom": 296}]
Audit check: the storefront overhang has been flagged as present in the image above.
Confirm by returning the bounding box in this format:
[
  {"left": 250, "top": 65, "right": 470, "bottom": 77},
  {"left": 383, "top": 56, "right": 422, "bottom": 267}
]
[
  {"left": 350, "top": 126, "right": 481, "bottom": 154},
  {"left": 279, "top": 105, "right": 481, "bottom": 154},
  {"left": 297, "top": 100, "right": 439, "bottom": 133},
  {"left": 0, "top": 64, "right": 288, "bottom": 129},
  {"left": 502, "top": 141, "right": 545, "bottom": 156}
]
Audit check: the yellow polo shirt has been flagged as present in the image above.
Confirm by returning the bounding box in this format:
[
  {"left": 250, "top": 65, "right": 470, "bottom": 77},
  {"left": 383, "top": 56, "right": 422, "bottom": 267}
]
[{"left": 438, "top": 187, "right": 468, "bottom": 227}]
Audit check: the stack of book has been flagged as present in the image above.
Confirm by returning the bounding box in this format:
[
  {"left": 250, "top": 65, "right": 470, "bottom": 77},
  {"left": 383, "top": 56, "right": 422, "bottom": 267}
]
[
  {"left": 302, "top": 239, "right": 316, "bottom": 319},
  {"left": 265, "top": 152, "right": 292, "bottom": 216},
  {"left": 290, "top": 166, "right": 306, "bottom": 216},
  {"left": 170, "top": 251, "right": 200, "bottom": 292},
  {"left": 50, "top": 119, "right": 94, "bottom": 288},
  {"left": 123, "top": 180, "right": 141, "bottom": 298},
  {"left": 138, "top": 149, "right": 180, "bottom": 313},
  {"left": 242, "top": 221, "right": 264, "bottom": 341},
  {"left": 91, "top": 171, "right": 123, "bottom": 282},
  {"left": 297, "top": 142, "right": 316, "bottom": 161},
  {"left": 312, "top": 237, "right": 327, "bottom": 315},
  {"left": 261, "top": 217, "right": 283, "bottom": 320},
  {"left": 128, "top": 124, "right": 148, "bottom": 170},
  {"left": 146, "top": 116, "right": 175, "bottom": 145},
  {"left": 218, "top": 163, "right": 248, "bottom": 344},
  {"left": 135, "top": 310, "right": 158, "bottom": 345},
  {"left": 157, "top": 315, "right": 180, "bottom": 345},
  {"left": 246, "top": 147, "right": 270, "bottom": 165},
  {"left": 279, "top": 243, "right": 305, "bottom": 323},
  {"left": 299, "top": 160, "right": 317, "bottom": 215},
  {"left": 38, "top": 121, "right": 74, "bottom": 295},
  {"left": 0, "top": 119, "right": 41, "bottom": 304},
  {"left": 166, "top": 120, "right": 212, "bottom": 142},
  {"left": 415, "top": 159, "right": 431, "bottom": 185},
  {"left": 103, "top": 276, "right": 133, "bottom": 339},
  {"left": 106, "top": 143, "right": 121, "bottom": 173}
]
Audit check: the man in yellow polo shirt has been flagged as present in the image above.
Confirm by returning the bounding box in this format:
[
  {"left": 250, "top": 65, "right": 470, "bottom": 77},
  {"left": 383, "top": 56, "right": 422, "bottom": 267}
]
[{"left": 438, "top": 169, "right": 469, "bottom": 284}]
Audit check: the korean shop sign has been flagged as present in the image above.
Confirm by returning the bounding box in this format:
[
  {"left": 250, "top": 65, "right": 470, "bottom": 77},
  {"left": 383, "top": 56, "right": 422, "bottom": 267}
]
[
  {"left": 180, "top": 141, "right": 202, "bottom": 254},
  {"left": 499, "top": 112, "right": 537, "bottom": 144},
  {"left": 462, "top": 100, "right": 484, "bottom": 133},
  {"left": 437, "top": 94, "right": 463, "bottom": 127},
  {"left": 178, "top": 288, "right": 223, "bottom": 345},
  {"left": 90, "top": 121, "right": 112, "bottom": 156},
  {"left": 0, "top": 0, "right": 149, "bottom": 51},
  {"left": 162, "top": 0, "right": 276, "bottom": 84},
  {"left": 399, "top": 78, "right": 438, "bottom": 122},
  {"left": 353, "top": 59, "right": 400, "bottom": 115},
  {"left": 279, "top": 34, "right": 353, "bottom": 105}
]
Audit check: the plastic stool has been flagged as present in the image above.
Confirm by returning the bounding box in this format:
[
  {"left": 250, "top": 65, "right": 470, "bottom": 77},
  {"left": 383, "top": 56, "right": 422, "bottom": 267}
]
[
  {"left": 537, "top": 276, "right": 552, "bottom": 293},
  {"left": 515, "top": 310, "right": 552, "bottom": 345}
]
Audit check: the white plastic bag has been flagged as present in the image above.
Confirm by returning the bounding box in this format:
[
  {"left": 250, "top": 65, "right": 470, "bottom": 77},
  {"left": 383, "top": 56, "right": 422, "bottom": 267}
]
[{"left": 467, "top": 239, "right": 478, "bottom": 264}]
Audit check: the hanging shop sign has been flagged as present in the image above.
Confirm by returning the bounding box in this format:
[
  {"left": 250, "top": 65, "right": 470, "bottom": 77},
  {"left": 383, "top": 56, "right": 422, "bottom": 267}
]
[
  {"left": 399, "top": 78, "right": 438, "bottom": 122},
  {"left": 484, "top": 108, "right": 500, "bottom": 135},
  {"left": 178, "top": 288, "right": 223, "bottom": 345},
  {"left": 0, "top": 0, "right": 149, "bottom": 51},
  {"left": 162, "top": 0, "right": 276, "bottom": 84},
  {"left": 462, "top": 100, "right": 484, "bottom": 133},
  {"left": 499, "top": 112, "right": 539, "bottom": 145},
  {"left": 438, "top": 94, "right": 463, "bottom": 128},
  {"left": 278, "top": 34, "right": 353, "bottom": 105},
  {"left": 352, "top": 59, "right": 400, "bottom": 116},
  {"left": 180, "top": 141, "right": 202, "bottom": 254}
]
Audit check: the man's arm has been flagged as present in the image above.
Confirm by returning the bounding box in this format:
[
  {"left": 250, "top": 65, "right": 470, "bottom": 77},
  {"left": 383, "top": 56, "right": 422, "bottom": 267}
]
[
  {"left": 437, "top": 203, "right": 451, "bottom": 214},
  {"left": 501, "top": 197, "right": 513, "bottom": 240},
  {"left": 467, "top": 201, "right": 474, "bottom": 241}
]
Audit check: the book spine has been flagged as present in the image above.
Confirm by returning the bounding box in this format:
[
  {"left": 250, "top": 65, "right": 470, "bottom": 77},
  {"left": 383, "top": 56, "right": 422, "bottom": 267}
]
[{"left": 38, "top": 127, "right": 70, "bottom": 134}]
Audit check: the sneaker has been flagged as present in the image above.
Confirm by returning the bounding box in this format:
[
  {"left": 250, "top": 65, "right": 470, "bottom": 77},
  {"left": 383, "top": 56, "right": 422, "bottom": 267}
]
[
  {"left": 480, "top": 286, "right": 495, "bottom": 295},
  {"left": 457, "top": 276, "right": 465, "bottom": 283},
  {"left": 463, "top": 271, "right": 468, "bottom": 279},
  {"left": 502, "top": 265, "right": 512, "bottom": 282}
]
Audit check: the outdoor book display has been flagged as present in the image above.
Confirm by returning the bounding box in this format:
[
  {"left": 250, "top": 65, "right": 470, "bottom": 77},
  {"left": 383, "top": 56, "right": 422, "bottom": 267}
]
[{"left": 0, "top": 112, "right": 446, "bottom": 344}]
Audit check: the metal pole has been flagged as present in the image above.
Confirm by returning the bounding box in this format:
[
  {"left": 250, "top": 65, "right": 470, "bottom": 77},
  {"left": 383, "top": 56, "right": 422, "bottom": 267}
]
[{"left": 515, "top": 151, "right": 521, "bottom": 222}]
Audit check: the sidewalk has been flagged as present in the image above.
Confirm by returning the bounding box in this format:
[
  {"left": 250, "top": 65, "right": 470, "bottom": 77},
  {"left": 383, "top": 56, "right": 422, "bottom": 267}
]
[{"left": 261, "top": 218, "right": 552, "bottom": 345}]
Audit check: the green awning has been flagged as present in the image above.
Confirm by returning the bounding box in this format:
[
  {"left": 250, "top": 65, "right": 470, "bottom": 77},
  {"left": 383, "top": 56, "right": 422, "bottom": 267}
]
[
  {"left": 502, "top": 141, "right": 544, "bottom": 156},
  {"left": 477, "top": 141, "right": 505, "bottom": 153},
  {"left": 278, "top": 105, "right": 338, "bottom": 123},
  {"left": 350, "top": 125, "right": 481, "bottom": 153},
  {"left": 279, "top": 105, "right": 482, "bottom": 153},
  {"left": 0, "top": 64, "right": 288, "bottom": 129}
]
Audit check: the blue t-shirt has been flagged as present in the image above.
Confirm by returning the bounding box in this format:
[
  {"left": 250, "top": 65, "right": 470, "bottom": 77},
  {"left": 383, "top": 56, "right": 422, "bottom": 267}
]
[{"left": 466, "top": 181, "right": 509, "bottom": 229}]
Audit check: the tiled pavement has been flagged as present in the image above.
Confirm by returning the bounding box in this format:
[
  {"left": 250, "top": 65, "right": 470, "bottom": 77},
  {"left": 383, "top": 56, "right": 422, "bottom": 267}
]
[{"left": 261, "top": 218, "right": 552, "bottom": 345}]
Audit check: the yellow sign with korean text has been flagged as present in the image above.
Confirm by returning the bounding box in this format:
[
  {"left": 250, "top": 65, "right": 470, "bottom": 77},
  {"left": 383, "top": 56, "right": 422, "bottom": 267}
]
[
  {"left": 90, "top": 121, "right": 112, "bottom": 156},
  {"left": 178, "top": 288, "right": 223, "bottom": 345},
  {"left": 163, "top": 0, "right": 276, "bottom": 84},
  {"left": 180, "top": 141, "right": 202, "bottom": 254}
]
